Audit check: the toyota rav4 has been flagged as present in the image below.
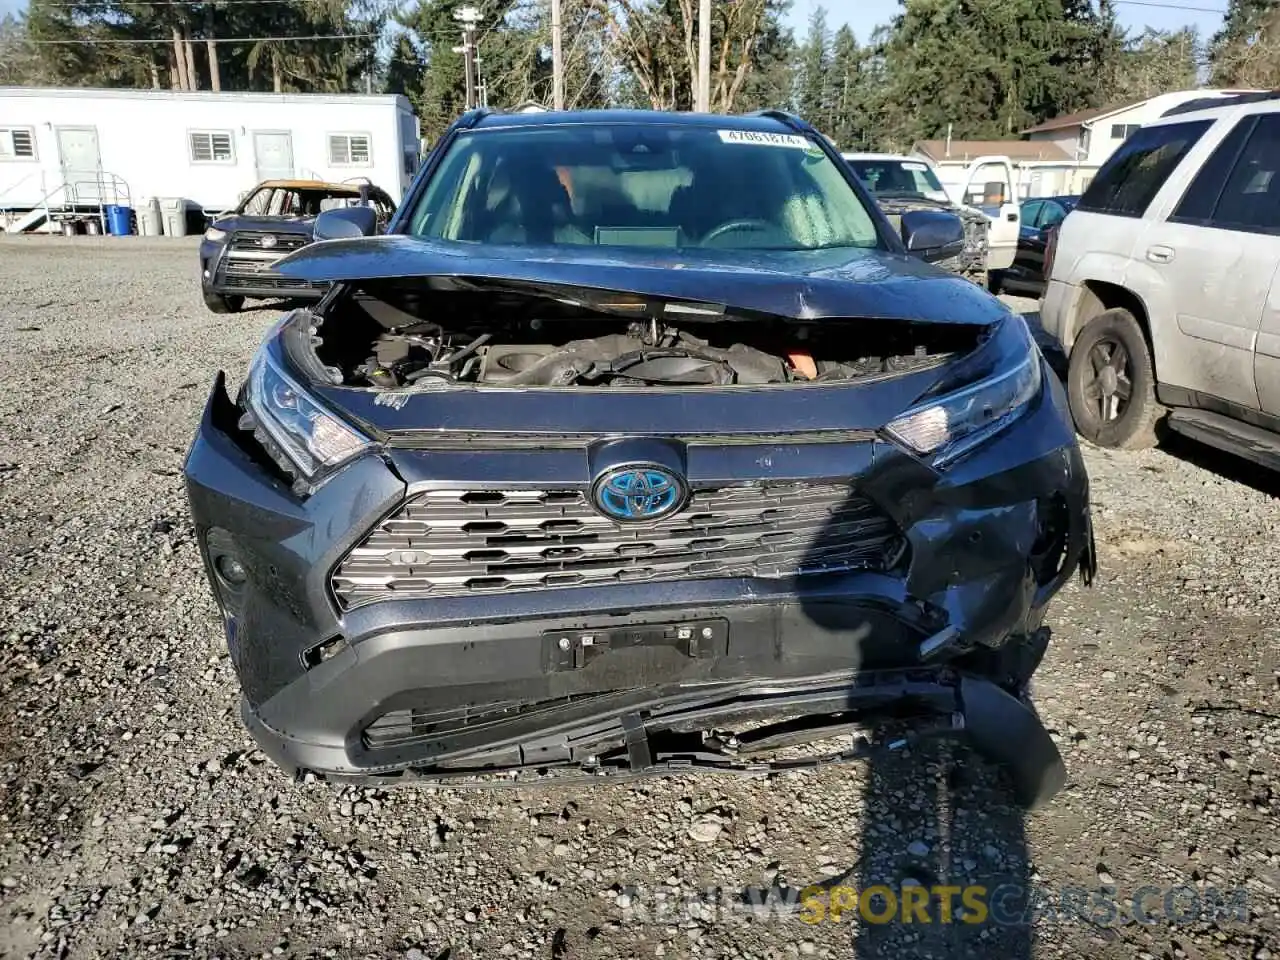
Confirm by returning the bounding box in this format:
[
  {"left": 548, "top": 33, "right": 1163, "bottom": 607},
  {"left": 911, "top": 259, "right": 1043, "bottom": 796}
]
[{"left": 183, "top": 109, "right": 1095, "bottom": 807}]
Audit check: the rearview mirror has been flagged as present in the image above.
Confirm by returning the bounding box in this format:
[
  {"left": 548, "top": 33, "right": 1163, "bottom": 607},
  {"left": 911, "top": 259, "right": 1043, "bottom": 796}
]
[
  {"left": 900, "top": 210, "right": 966, "bottom": 263},
  {"left": 314, "top": 206, "right": 377, "bottom": 241}
]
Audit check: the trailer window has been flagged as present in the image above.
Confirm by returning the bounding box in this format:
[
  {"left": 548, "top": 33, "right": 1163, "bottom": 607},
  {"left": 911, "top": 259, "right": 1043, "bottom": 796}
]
[
  {"left": 189, "top": 131, "right": 234, "bottom": 164},
  {"left": 0, "top": 127, "right": 36, "bottom": 160},
  {"left": 329, "top": 134, "right": 371, "bottom": 166}
]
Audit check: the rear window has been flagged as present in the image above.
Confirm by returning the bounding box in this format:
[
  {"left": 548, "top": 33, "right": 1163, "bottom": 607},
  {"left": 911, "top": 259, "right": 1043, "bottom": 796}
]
[
  {"left": 1077, "top": 120, "right": 1211, "bottom": 217},
  {"left": 1173, "top": 114, "right": 1280, "bottom": 235}
]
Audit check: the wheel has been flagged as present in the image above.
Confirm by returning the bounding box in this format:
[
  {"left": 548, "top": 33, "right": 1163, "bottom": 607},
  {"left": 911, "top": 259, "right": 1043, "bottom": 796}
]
[
  {"left": 1066, "top": 307, "right": 1162, "bottom": 449},
  {"left": 203, "top": 291, "right": 244, "bottom": 314},
  {"left": 987, "top": 270, "right": 1003, "bottom": 295}
]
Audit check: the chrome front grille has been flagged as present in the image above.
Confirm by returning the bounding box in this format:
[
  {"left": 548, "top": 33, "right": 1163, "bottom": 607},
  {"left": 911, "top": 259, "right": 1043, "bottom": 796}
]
[
  {"left": 331, "top": 483, "right": 903, "bottom": 607},
  {"left": 228, "top": 231, "right": 311, "bottom": 254},
  {"left": 222, "top": 232, "right": 316, "bottom": 284}
]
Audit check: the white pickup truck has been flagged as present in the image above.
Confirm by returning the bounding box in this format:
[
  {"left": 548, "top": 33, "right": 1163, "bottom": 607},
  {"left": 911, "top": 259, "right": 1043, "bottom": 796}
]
[
  {"left": 842, "top": 152, "right": 1022, "bottom": 275},
  {"left": 932, "top": 154, "right": 1022, "bottom": 271}
]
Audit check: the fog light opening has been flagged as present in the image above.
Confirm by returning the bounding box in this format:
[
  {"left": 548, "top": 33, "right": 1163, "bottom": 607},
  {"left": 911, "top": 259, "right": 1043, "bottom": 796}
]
[
  {"left": 302, "top": 636, "right": 349, "bottom": 669},
  {"left": 214, "top": 553, "right": 248, "bottom": 586}
]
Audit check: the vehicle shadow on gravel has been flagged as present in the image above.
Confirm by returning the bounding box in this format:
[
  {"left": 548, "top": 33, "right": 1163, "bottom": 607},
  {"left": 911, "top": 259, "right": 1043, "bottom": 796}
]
[{"left": 773, "top": 487, "right": 1039, "bottom": 959}]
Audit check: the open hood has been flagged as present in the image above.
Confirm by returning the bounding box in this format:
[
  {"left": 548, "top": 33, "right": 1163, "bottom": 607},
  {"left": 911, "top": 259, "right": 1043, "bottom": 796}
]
[{"left": 272, "top": 235, "right": 1012, "bottom": 326}]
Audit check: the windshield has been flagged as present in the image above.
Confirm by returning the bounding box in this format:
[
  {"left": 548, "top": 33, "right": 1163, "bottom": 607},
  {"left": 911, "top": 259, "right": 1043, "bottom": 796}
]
[
  {"left": 240, "top": 186, "right": 361, "bottom": 217},
  {"left": 406, "top": 124, "right": 881, "bottom": 251},
  {"left": 845, "top": 158, "right": 950, "bottom": 203}
]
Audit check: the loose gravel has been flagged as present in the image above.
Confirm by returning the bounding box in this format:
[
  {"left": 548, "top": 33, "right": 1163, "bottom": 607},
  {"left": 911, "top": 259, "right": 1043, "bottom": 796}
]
[{"left": 0, "top": 237, "right": 1276, "bottom": 960}]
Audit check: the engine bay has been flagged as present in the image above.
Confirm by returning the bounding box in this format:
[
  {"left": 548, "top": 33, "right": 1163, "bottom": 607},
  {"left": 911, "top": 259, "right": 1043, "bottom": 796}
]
[{"left": 309, "top": 278, "right": 985, "bottom": 390}]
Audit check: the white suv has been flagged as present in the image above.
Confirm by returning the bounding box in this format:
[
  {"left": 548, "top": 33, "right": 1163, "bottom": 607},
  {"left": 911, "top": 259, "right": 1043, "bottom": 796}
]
[{"left": 1040, "top": 92, "right": 1280, "bottom": 465}]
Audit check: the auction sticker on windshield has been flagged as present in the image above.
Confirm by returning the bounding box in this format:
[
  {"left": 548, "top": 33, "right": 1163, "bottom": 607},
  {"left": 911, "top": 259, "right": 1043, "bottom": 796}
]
[{"left": 718, "top": 130, "right": 812, "bottom": 149}]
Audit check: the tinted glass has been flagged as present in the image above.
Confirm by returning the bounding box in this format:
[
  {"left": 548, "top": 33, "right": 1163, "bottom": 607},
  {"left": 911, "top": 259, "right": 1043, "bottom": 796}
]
[
  {"left": 1078, "top": 120, "right": 1212, "bottom": 217},
  {"left": 1171, "top": 117, "right": 1255, "bottom": 223},
  {"left": 1021, "top": 200, "right": 1043, "bottom": 227},
  {"left": 1209, "top": 114, "right": 1280, "bottom": 233},
  {"left": 408, "top": 125, "right": 881, "bottom": 251},
  {"left": 1041, "top": 201, "right": 1068, "bottom": 228}
]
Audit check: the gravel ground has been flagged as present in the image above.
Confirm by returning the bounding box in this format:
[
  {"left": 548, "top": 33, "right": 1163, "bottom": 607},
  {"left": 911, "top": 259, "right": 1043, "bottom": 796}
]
[{"left": 0, "top": 236, "right": 1276, "bottom": 960}]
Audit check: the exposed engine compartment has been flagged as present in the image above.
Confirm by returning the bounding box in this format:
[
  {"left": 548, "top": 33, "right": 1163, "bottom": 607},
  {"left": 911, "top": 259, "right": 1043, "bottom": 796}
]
[{"left": 310, "top": 278, "right": 985, "bottom": 389}]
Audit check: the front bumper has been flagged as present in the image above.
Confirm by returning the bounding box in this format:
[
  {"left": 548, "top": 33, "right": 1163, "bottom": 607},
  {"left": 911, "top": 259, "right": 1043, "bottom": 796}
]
[
  {"left": 1039, "top": 278, "right": 1077, "bottom": 351},
  {"left": 183, "top": 362, "right": 1094, "bottom": 805}
]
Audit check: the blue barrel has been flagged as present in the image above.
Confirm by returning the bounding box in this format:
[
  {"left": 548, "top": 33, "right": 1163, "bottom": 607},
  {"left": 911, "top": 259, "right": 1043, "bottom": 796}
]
[{"left": 105, "top": 204, "right": 134, "bottom": 236}]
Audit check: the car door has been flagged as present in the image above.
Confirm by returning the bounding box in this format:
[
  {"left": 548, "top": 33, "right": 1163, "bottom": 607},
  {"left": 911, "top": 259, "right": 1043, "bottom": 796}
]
[
  {"left": 954, "top": 156, "right": 1021, "bottom": 269},
  {"left": 1236, "top": 118, "right": 1280, "bottom": 415},
  {"left": 1134, "top": 114, "right": 1278, "bottom": 410},
  {"left": 1259, "top": 260, "right": 1280, "bottom": 416},
  {"left": 1025, "top": 200, "right": 1070, "bottom": 283},
  {"left": 1007, "top": 200, "right": 1042, "bottom": 282}
]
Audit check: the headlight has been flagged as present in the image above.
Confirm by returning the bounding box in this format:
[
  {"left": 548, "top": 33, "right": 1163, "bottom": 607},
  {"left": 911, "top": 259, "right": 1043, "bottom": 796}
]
[
  {"left": 885, "top": 318, "right": 1042, "bottom": 464},
  {"left": 241, "top": 348, "right": 372, "bottom": 491},
  {"left": 204, "top": 227, "right": 227, "bottom": 242}
]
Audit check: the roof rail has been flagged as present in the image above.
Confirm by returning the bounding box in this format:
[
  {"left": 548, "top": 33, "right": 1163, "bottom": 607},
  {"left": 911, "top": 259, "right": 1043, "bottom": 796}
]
[
  {"left": 1161, "top": 90, "right": 1280, "bottom": 117},
  {"left": 745, "top": 109, "right": 814, "bottom": 134},
  {"left": 457, "top": 107, "right": 495, "bottom": 128}
]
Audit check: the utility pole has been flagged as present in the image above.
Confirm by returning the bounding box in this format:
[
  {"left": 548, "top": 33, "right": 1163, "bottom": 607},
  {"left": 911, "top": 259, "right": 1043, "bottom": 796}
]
[
  {"left": 695, "top": 0, "right": 711, "bottom": 112},
  {"left": 453, "top": 6, "right": 481, "bottom": 110},
  {"left": 551, "top": 0, "right": 564, "bottom": 110}
]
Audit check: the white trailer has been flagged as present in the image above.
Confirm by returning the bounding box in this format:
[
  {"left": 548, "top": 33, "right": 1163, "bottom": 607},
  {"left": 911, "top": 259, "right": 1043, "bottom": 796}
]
[{"left": 0, "top": 87, "right": 420, "bottom": 232}]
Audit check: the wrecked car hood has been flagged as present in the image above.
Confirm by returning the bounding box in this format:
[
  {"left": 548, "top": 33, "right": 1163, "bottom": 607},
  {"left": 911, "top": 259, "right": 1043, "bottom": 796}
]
[
  {"left": 272, "top": 236, "right": 1013, "bottom": 325},
  {"left": 214, "top": 215, "right": 317, "bottom": 234}
]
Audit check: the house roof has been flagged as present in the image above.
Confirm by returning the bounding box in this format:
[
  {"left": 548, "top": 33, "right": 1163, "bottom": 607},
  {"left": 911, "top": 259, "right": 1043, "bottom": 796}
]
[
  {"left": 1021, "top": 104, "right": 1121, "bottom": 134},
  {"left": 1020, "top": 89, "right": 1266, "bottom": 134},
  {"left": 913, "top": 139, "right": 1073, "bottom": 163}
]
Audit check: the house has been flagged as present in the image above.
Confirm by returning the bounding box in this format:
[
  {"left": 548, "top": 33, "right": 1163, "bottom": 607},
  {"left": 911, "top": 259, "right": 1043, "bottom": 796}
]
[
  {"left": 912, "top": 88, "right": 1264, "bottom": 202},
  {"left": 1020, "top": 88, "right": 1260, "bottom": 169},
  {"left": 912, "top": 138, "right": 1083, "bottom": 202},
  {"left": 0, "top": 87, "right": 421, "bottom": 232}
]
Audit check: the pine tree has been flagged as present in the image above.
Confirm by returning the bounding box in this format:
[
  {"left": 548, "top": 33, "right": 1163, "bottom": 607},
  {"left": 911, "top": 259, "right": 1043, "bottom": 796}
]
[{"left": 794, "top": 6, "right": 832, "bottom": 127}]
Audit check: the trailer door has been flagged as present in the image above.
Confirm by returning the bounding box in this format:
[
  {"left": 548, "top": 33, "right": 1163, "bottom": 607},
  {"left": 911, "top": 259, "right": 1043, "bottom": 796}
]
[
  {"left": 253, "top": 131, "right": 295, "bottom": 181},
  {"left": 56, "top": 126, "right": 101, "bottom": 201}
]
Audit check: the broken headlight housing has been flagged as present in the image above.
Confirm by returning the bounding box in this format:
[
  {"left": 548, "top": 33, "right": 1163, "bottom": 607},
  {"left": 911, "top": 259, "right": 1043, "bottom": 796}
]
[
  {"left": 885, "top": 316, "right": 1042, "bottom": 465},
  {"left": 241, "top": 347, "right": 372, "bottom": 493}
]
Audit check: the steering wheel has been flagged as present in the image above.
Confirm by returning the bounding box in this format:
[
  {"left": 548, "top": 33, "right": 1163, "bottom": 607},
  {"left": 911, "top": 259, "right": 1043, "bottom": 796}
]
[{"left": 701, "top": 218, "right": 778, "bottom": 244}]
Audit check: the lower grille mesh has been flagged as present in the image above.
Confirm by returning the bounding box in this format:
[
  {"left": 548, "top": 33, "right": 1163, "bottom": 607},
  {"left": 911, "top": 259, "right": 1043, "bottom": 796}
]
[
  {"left": 332, "top": 482, "right": 902, "bottom": 607},
  {"left": 364, "top": 692, "right": 622, "bottom": 750}
]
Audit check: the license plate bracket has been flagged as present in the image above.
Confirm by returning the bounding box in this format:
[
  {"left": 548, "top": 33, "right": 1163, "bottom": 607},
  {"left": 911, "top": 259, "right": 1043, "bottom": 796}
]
[{"left": 544, "top": 618, "right": 729, "bottom": 671}]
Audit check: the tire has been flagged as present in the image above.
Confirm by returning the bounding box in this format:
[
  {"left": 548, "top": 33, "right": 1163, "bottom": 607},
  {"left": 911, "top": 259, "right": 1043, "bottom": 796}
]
[
  {"left": 987, "top": 270, "right": 1003, "bottom": 295},
  {"left": 1066, "top": 307, "right": 1162, "bottom": 449},
  {"left": 203, "top": 291, "right": 244, "bottom": 314}
]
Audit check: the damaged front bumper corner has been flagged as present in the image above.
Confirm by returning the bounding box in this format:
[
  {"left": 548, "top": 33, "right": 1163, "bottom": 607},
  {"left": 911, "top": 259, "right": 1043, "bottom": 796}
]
[{"left": 243, "top": 667, "right": 1067, "bottom": 808}]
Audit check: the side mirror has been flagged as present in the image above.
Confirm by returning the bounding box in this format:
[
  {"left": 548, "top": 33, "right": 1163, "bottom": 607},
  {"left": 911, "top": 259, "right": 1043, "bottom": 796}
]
[
  {"left": 314, "top": 206, "right": 377, "bottom": 240},
  {"left": 900, "top": 209, "right": 966, "bottom": 262}
]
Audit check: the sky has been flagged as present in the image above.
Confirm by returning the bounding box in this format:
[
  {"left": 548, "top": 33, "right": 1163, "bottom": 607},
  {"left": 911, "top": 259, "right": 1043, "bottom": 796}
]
[
  {"left": 782, "top": 0, "right": 1226, "bottom": 42},
  {"left": 0, "top": 0, "right": 1228, "bottom": 51}
]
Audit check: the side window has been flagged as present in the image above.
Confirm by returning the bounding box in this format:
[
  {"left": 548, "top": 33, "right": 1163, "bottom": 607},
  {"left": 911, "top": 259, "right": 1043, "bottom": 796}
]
[
  {"left": 242, "top": 188, "right": 272, "bottom": 216},
  {"left": 1078, "top": 120, "right": 1212, "bottom": 217},
  {"left": 1041, "top": 202, "right": 1068, "bottom": 229},
  {"left": 1206, "top": 114, "right": 1280, "bottom": 234},
  {"left": 1171, "top": 118, "right": 1255, "bottom": 224},
  {"left": 1021, "top": 200, "right": 1043, "bottom": 228}
]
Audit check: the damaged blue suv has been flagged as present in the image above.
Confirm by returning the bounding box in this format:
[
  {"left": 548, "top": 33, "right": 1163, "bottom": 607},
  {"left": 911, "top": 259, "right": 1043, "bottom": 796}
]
[{"left": 183, "top": 109, "right": 1095, "bottom": 807}]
